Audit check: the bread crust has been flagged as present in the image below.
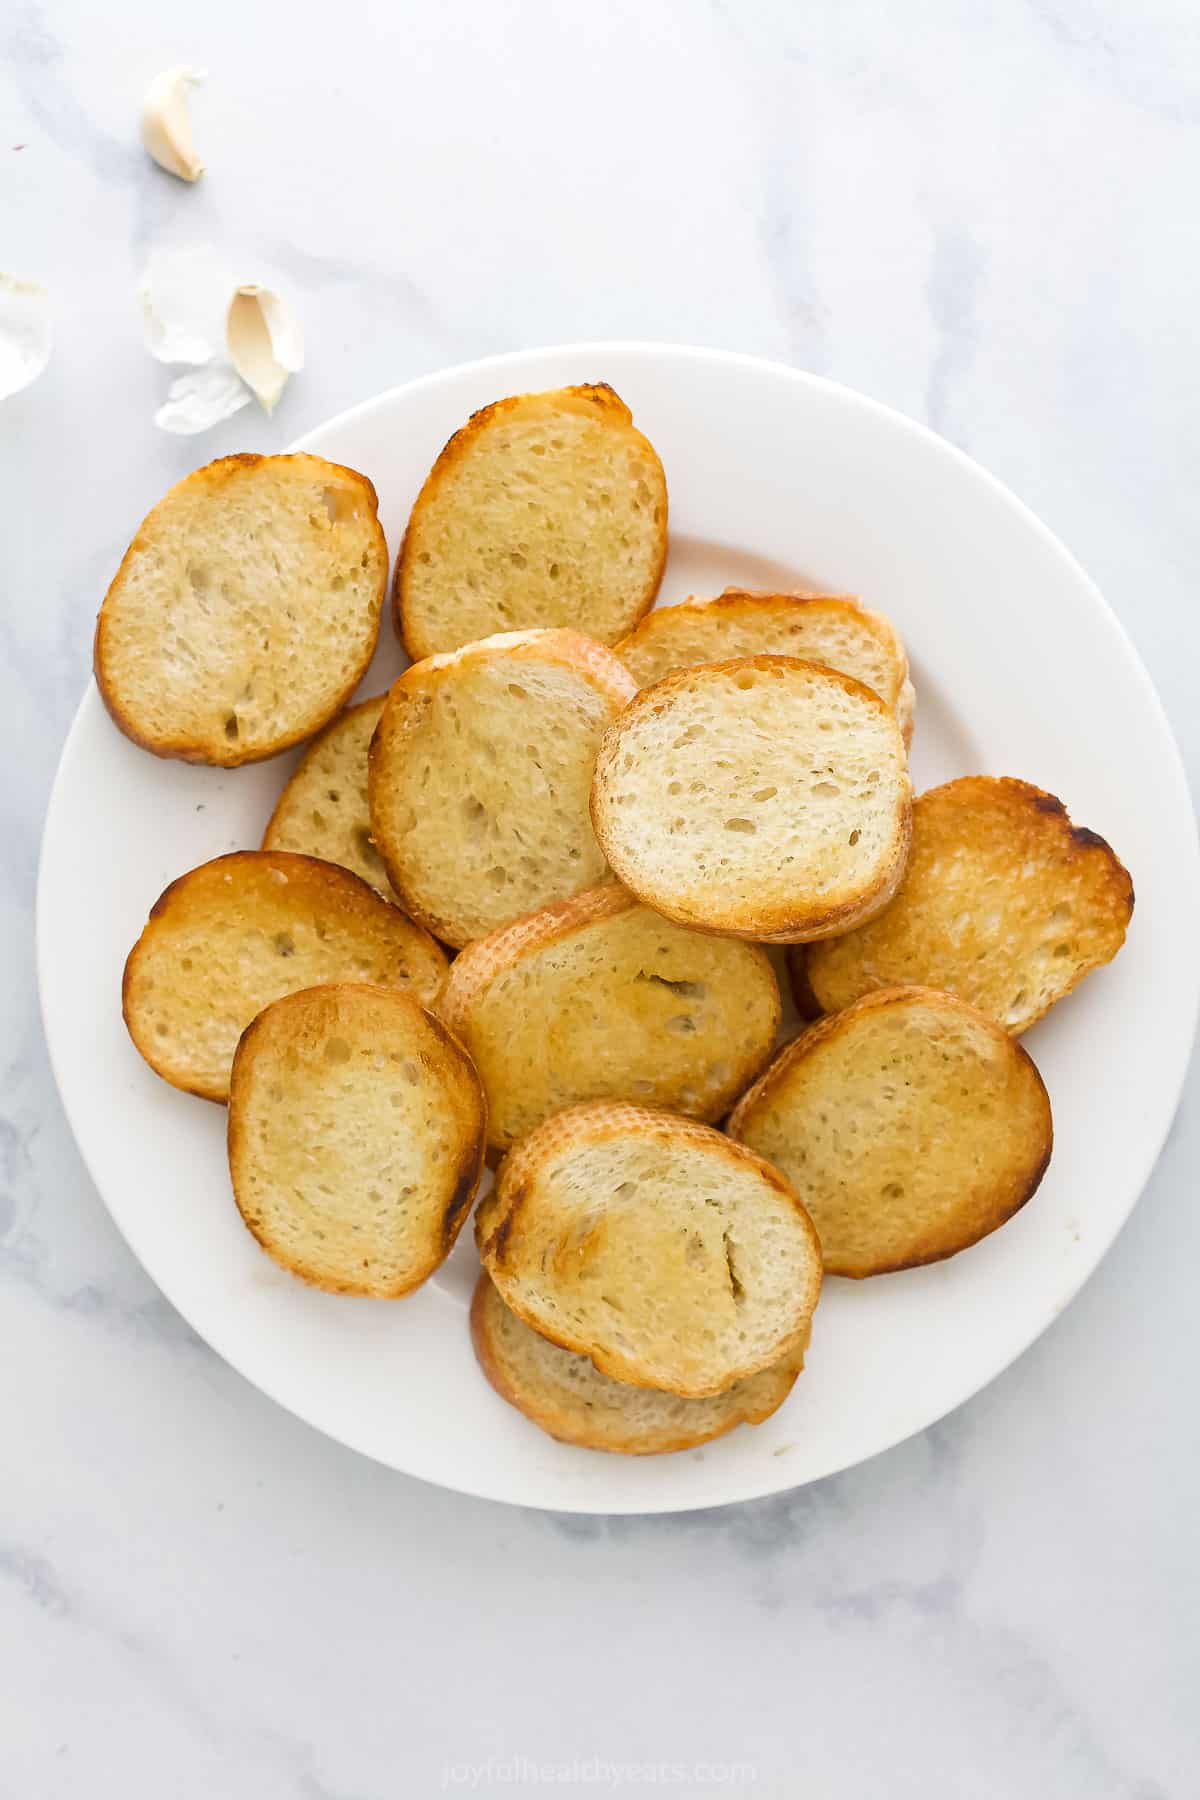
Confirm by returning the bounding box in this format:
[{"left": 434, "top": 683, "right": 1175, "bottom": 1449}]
[
  {"left": 803, "top": 776, "right": 1135, "bottom": 1031},
  {"left": 729, "top": 985, "right": 1053, "bottom": 1277},
  {"left": 95, "top": 453, "right": 388, "bottom": 767},
  {"left": 228, "top": 983, "right": 486, "bottom": 1297},
  {"left": 122, "top": 851, "right": 449, "bottom": 1102},
  {"left": 469, "top": 1275, "right": 804, "bottom": 1455},
  {"left": 616, "top": 589, "right": 914, "bottom": 743},
  {"left": 476, "top": 1101, "right": 823, "bottom": 1396},
  {"left": 590, "top": 656, "right": 912, "bottom": 943},
  {"left": 438, "top": 884, "right": 781, "bottom": 1147},
  {"left": 395, "top": 385, "right": 667, "bottom": 658}
]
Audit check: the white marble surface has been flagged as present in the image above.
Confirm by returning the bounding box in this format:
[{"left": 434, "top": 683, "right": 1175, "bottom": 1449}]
[{"left": 4, "top": 1, "right": 1198, "bottom": 1794}]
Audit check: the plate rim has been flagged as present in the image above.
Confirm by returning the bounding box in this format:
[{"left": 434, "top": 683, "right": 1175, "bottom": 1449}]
[{"left": 37, "top": 339, "right": 1200, "bottom": 1513}]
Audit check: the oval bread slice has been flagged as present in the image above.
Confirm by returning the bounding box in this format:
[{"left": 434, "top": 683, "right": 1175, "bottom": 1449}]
[
  {"left": 590, "top": 656, "right": 912, "bottom": 943},
  {"left": 802, "top": 776, "right": 1135, "bottom": 1032},
  {"left": 470, "top": 1275, "right": 805, "bottom": 1455},
  {"left": 95, "top": 454, "right": 388, "bottom": 765},
  {"left": 262, "top": 696, "right": 392, "bottom": 895},
  {"left": 439, "top": 885, "right": 781, "bottom": 1149},
  {"left": 396, "top": 384, "right": 668, "bottom": 658},
  {"left": 476, "top": 1102, "right": 822, "bottom": 1398},
  {"left": 369, "top": 629, "right": 638, "bottom": 947},
  {"left": 123, "top": 852, "right": 448, "bottom": 1102},
  {"left": 617, "top": 589, "right": 915, "bottom": 744},
  {"left": 729, "top": 986, "right": 1053, "bottom": 1277},
  {"left": 229, "top": 985, "right": 486, "bottom": 1297}
]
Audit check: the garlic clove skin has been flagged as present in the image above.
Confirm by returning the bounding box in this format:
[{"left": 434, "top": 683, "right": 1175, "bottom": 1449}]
[
  {"left": 141, "top": 66, "right": 206, "bottom": 182},
  {"left": 226, "top": 285, "right": 304, "bottom": 414},
  {"left": 154, "top": 364, "right": 252, "bottom": 434},
  {"left": 0, "top": 274, "right": 52, "bottom": 401},
  {"left": 140, "top": 246, "right": 234, "bottom": 365}
]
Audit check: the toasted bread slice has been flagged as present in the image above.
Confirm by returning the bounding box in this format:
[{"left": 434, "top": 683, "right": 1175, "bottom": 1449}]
[
  {"left": 476, "top": 1102, "right": 822, "bottom": 1398},
  {"left": 369, "top": 629, "right": 637, "bottom": 947},
  {"left": 229, "top": 984, "right": 485, "bottom": 1297},
  {"left": 396, "top": 384, "right": 668, "bottom": 658},
  {"left": 802, "top": 777, "right": 1134, "bottom": 1032},
  {"left": 95, "top": 454, "right": 388, "bottom": 766},
  {"left": 617, "top": 589, "right": 914, "bottom": 743},
  {"left": 439, "top": 886, "right": 780, "bottom": 1149},
  {"left": 470, "top": 1275, "right": 805, "bottom": 1454},
  {"left": 123, "top": 852, "right": 448, "bottom": 1101},
  {"left": 729, "top": 987, "right": 1052, "bottom": 1277},
  {"left": 262, "top": 696, "right": 392, "bottom": 895},
  {"left": 590, "top": 657, "right": 912, "bottom": 943}
]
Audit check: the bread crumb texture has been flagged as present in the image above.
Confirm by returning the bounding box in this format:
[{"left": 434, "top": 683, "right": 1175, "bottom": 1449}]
[
  {"left": 476, "top": 1102, "right": 822, "bottom": 1398},
  {"left": 731, "top": 986, "right": 1052, "bottom": 1276},
  {"left": 803, "top": 776, "right": 1134, "bottom": 1031},
  {"left": 229, "top": 984, "right": 485, "bottom": 1297},
  {"left": 397, "top": 385, "right": 667, "bottom": 656},
  {"left": 96, "top": 454, "right": 387, "bottom": 765},
  {"left": 123, "top": 852, "right": 448, "bottom": 1101},
  {"left": 471, "top": 1274, "right": 804, "bottom": 1454}
]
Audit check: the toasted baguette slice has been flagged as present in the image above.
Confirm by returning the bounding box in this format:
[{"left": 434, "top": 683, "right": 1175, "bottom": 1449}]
[
  {"left": 590, "top": 657, "right": 912, "bottom": 943},
  {"left": 262, "top": 696, "right": 392, "bottom": 895},
  {"left": 802, "top": 777, "right": 1135, "bottom": 1032},
  {"left": 95, "top": 454, "right": 388, "bottom": 766},
  {"left": 123, "top": 852, "right": 448, "bottom": 1101},
  {"left": 476, "top": 1102, "right": 822, "bottom": 1398},
  {"left": 369, "top": 629, "right": 638, "bottom": 947},
  {"left": 617, "top": 590, "right": 914, "bottom": 744},
  {"left": 229, "top": 985, "right": 485, "bottom": 1297},
  {"left": 471, "top": 1275, "right": 805, "bottom": 1454},
  {"left": 396, "top": 385, "right": 667, "bottom": 658},
  {"left": 729, "top": 987, "right": 1052, "bottom": 1277},
  {"left": 439, "top": 886, "right": 780, "bottom": 1149}
]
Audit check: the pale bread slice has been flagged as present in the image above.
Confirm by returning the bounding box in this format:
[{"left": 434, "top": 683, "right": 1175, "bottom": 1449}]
[
  {"left": 262, "top": 696, "right": 392, "bottom": 895},
  {"left": 369, "top": 629, "right": 638, "bottom": 947},
  {"left": 470, "top": 1275, "right": 805, "bottom": 1454},
  {"left": 229, "top": 984, "right": 485, "bottom": 1297},
  {"left": 729, "top": 986, "right": 1053, "bottom": 1277},
  {"left": 476, "top": 1102, "right": 822, "bottom": 1398},
  {"left": 95, "top": 454, "right": 388, "bottom": 766},
  {"left": 617, "top": 589, "right": 915, "bottom": 744},
  {"left": 396, "top": 384, "right": 667, "bottom": 658},
  {"left": 801, "top": 776, "right": 1134, "bottom": 1032},
  {"left": 438, "top": 885, "right": 780, "bottom": 1150},
  {"left": 590, "top": 656, "right": 912, "bottom": 943},
  {"left": 123, "top": 851, "right": 448, "bottom": 1102}
]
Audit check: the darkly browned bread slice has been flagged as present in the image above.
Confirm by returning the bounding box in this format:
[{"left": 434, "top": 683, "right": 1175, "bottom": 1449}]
[
  {"left": 801, "top": 777, "right": 1134, "bottom": 1031},
  {"left": 476, "top": 1102, "right": 822, "bottom": 1398},
  {"left": 590, "top": 656, "right": 912, "bottom": 943},
  {"left": 123, "top": 852, "right": 448, "bottom": 1102},
  {"left": 95, "top": 454, "right": 388, "bottom": 766},
  {"left": 616, "top": 589, "right": 915, "bottom": 744},
  {"left": 729, "top": 986, "right": 1053, "bottom": 1277},
  {"left": 262, "top": 696, "right": 392, "bottom": 894},
  {"left": 438, "top": 885, "right": 780, "bottom": 1149},
  {"left": 470, "top": 1275, "right": 805, "bottom": 1454},
  {"left": 369, "top": 629, "right": 637, "bottom": 947},
  {"left": 229, "top": 984, "right": 486, "bottom": 1297},
  {"left": 395, "top": 384, "right": 668, "bottom": 658}
]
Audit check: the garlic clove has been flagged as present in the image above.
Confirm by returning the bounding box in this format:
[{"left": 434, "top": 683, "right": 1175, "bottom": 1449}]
[
  {"left": 0, "top": 274, "right": 52, "bottom": 401},
  {"left": 141, "top": 66, "right": 206, "bottom": 182},
  {"left": 154, "top": 364, "right": 252, "bottom": 434},
  {"left": 225, "top": 285, "right": 304, "bottom": 414}
]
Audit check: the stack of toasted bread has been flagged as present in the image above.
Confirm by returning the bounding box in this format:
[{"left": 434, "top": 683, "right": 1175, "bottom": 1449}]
[{"left": 102, "top": 383, "right": 1134, "bottom": 1458}]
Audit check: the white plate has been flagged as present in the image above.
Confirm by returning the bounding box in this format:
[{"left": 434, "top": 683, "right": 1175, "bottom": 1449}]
[{"left": 38, "top": 344, "right": 1199, "bottom": 1513}]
